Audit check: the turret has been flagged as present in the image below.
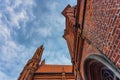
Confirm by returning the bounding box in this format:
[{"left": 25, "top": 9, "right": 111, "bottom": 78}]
[{"left": 18, "top": 45, "right": 44, "bottom": 80}]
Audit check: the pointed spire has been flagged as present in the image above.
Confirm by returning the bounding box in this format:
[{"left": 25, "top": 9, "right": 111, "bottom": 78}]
[
  {"left": 41, "top": 59, "right": 45, "bottom": 65},
  {"left": 39, "top": 44, "right": 44, "bottom": 49},
  {"left": 32, "top": 44, "right": 44, "bottom": 60},
  {"left": 18, "top": 44, "right": 45, "bottom": 80}
]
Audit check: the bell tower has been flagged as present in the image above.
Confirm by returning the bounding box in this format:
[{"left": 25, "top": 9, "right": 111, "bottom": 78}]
[{"left": 18, "top": 45, "right": 44, "bottom": 80}]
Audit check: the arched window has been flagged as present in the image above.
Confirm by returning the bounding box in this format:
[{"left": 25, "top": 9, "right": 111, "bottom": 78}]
[
  {"left": 101, "top": 67, "right": 120, "bottom": 80},
  {"left": 84, "top": 55, "right": 120, "bottom": 80}
]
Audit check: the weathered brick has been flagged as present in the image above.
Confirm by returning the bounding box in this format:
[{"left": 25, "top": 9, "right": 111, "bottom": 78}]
[
  {"left": 116, "top": 58, "right": 120, "bottom": 67},
  {"left": 114, "top": 54, "right": 120, "bottom": 63},
  {"left": 118, "top": 42, "right": 120, "bottom": 48},
  {"left": 83, "top": 0, "right": 120, "bottom": 68}
]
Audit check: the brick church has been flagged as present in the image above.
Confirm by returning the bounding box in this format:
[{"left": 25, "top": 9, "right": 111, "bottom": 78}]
[{"left": 18, "top": 0, "right": 120, "bottom": 80}]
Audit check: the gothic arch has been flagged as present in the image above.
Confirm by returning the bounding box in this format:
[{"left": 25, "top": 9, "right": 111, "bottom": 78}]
[{"left": 83, "top": 54, "right": 120, "bottom": 80}]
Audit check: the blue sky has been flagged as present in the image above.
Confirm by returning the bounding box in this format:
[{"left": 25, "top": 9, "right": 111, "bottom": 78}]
[{"left": 0, "top": 0, "right": 76, "bottom": 80}]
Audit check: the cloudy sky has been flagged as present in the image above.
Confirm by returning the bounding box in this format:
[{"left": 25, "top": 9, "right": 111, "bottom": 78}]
[{"left": 0, "top": 0, "right": 76, "bottom": 80}]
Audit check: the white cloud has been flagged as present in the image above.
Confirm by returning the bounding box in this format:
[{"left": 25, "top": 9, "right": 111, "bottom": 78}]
[
  {"left": 0, "top": 71, "right": 16, "bottom": 80},
  {"left": 2, "top": 0, "right": 36, "bottom": 29},
  {"left": 0, "top": 21, "right": 11, "bottom": 42},
  {"left": 42, "top": 48, "right": 71, "bottom": 65},
  {"left": 38, "top": 27, "right": 52, "bottom": 38},
  {"left": 46, "top": 1, "right": 58, "bottom": 11},
  {"left": 0, "top": 0, "right": 75, "bottom": 80},
  {"left": 33, "top": 1, "right": 72, "bottom": 65},
  {"left": 0, "top": 0, "right": 36, "bottom": 80},
  {"left": 0, "top": 32, "right": 35, "bottom": 79},
  {"left": 6, "top": 7, "right": 28, "bottom": 28},
  {"left": 0, "top": 13, "right": 2, "bottom": 18},
  {"left": 45, "top": 51, "right": 71, "bottom": 65}
]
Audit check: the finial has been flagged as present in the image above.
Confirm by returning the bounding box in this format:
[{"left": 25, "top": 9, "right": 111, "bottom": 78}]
[
  {"left": 41, "top": 59, "right": 45, "bottom": 65},
  {"left": 39, "top": 44, "right": 44, "bottom": 49}
]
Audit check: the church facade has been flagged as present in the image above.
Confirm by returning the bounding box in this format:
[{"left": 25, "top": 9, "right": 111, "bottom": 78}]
[
  {"left": 19, "top": 0, "right": 120, "bottom": 80},
  {"left": 62, "top": 0, "right": 120, "bottom": 79}
]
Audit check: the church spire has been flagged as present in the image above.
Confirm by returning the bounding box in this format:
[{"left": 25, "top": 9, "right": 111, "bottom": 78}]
[
  {"left": 32, "top": 44, "right": 44, "bottom": 60},
  {"left": 18, "top": 45, "right": 44, "bottom": 80}
]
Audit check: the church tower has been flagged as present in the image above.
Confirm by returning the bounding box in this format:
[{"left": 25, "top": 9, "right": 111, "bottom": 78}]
[{"left": 18, "top": 45, "right": 44, "bottom": 80}]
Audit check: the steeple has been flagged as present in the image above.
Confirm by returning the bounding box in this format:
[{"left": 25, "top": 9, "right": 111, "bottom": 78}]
[
  {"left": 32, "top": 45, "right": 44, "bottom": 60},
  {"left": 18, "top": 45, "right": 44, "bottom": 80}
]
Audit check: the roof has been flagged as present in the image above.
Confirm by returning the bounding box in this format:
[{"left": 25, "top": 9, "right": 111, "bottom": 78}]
[{"left": 35, "top": 64, "right": 73, "bottom": 73}]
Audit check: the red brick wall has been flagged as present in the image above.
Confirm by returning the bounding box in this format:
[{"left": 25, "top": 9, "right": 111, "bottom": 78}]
[{"left": 83, "top": 0, "right": 120, "bottom": 67}]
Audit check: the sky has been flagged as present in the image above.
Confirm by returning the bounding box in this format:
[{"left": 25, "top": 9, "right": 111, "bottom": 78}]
[{"left": 0, "top": 0, "right": 76, "bottom": 80}]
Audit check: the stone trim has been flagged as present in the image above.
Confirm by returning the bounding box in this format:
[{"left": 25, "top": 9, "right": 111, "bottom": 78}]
[{"left": 83, "top": 54, "right": 120, "bottom": 80}]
